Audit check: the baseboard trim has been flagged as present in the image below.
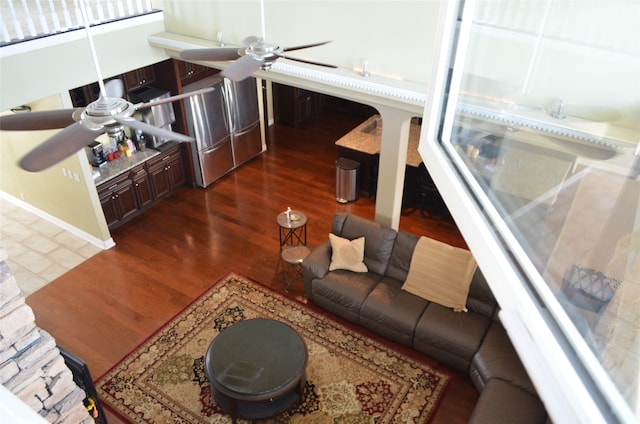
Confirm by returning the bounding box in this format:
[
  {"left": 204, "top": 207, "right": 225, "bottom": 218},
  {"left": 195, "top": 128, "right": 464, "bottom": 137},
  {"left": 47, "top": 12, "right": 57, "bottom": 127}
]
[{"left": 0, "top": 191, "right": 114, "bottom": 250}]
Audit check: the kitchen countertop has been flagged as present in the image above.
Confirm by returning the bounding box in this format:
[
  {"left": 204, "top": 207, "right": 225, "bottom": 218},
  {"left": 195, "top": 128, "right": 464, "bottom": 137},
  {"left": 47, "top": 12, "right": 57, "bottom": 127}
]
[
  {"left": 93, "top": 149, "right": 161, "bottom": 186},
  {"left": 335, "top": 115, "right": 423, "bottom": 167}
]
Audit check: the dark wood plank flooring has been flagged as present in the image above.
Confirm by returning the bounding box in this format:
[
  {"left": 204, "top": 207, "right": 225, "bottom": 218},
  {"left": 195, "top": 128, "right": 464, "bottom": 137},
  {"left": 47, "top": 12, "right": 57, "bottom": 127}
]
[{"left": 25, "top": 110, "right": 477, "bottom": 423}]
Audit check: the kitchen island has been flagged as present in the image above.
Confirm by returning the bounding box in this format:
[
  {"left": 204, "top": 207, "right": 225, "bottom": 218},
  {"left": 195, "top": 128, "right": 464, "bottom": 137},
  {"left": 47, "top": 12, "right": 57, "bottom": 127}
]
[{"left": 335, "top": 114, "right": 423, "bottom": 198}]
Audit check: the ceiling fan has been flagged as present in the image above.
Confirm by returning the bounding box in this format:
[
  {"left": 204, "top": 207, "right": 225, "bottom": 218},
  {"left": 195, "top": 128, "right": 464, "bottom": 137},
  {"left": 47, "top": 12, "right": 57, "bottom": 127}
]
[
  {"left": 0, "top": 1, "right": 214, "bottom": 173},
  {"left": 180, "top": 0, "right": 336, "bottom": 82}
]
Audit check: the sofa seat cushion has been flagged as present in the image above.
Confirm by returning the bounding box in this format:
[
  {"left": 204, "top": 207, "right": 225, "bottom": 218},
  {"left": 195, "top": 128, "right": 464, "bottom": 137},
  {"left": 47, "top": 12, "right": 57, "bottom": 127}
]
[
  {"left": 414, "top": 303, "right": 491, "bottom": 371},
  {"left": 360, "top": 277, "right": 429, "bottom": 347},
  {"left": 469, "top": 378, "right": 547, "bottom": 424},
  {"left": 310, "top": 270, "right": 381, "bottom": 323},
  {"left": 470, "top": 322, "right": 536, "bottom": 394}
]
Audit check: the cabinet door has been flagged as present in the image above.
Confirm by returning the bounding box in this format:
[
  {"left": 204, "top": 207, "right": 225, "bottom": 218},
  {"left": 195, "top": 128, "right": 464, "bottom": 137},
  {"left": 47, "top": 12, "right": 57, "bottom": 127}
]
[
  {"left": 115, "top": 181, "right": 138, "bottom": 221},
  {"left": 123, "top": 65, "right": 156, "bottom": 92},
  {"left": 98, "top": 190, "right": 119, "bottom": 228},
  {"left": 273, "top": 83, "right": 295, "bottom": 126},
  {"left": 131, "top": 166, "right": 154, "bottom": 208},
  {"left": 149, "top": 161, "right": 172, "bottom": 198},
  {"left": 296, "top": 93, "right": 314, "bottom": 125},
  {"left": 97, "top": 175, "right": 137, "bottom": 227},
  {"left": 166, "top": 153, "right": 185, "bottom": 189},
  {"left": 148, "top": 146, "right": 184, "bottom": 198},
  {"left": 177, "top": 60, "right": 216, "bottom": 85}
]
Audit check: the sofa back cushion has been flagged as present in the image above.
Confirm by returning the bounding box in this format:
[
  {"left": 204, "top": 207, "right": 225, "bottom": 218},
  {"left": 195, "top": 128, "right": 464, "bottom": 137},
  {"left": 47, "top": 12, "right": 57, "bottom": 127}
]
[
  {"left": 331, "top": 213, "right": 349, "bottom": 234},
  {"left": 386, "top": 231, "right": 420, "bottom": 282},
  {"left": 467, "top": 269, "right": 498, "bottom": 318},
  {"left": 332, "top": 213, "right": 397, "bottom": 276}
]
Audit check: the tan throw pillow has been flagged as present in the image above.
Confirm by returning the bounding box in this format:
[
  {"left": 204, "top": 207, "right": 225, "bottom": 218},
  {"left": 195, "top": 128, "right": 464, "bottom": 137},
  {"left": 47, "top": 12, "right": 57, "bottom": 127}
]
[
  {"left": 329, "top": 234, "right": 368, "bottom": 272},
  {"left": 402, "top": 236, "right": 477, "bottom": 312}
]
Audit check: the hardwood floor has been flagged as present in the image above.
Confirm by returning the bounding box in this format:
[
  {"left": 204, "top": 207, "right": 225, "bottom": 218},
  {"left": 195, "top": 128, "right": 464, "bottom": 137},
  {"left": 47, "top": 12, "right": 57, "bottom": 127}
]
[{"left": 25, "top": 109, "right": 477, "bottom": 423}]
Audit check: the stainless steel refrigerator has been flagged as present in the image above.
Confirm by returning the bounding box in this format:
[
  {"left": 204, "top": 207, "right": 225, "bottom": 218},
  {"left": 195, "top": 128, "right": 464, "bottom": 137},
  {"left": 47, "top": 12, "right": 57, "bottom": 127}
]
[{"left": 183, "top": 75, "right": 264, "bottom": 188}]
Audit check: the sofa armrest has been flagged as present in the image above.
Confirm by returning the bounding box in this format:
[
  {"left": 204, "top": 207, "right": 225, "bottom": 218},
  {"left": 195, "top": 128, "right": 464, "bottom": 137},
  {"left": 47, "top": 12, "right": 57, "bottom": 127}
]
[{"left": 302, "top": 239, "right": 332, "bottom": 299}]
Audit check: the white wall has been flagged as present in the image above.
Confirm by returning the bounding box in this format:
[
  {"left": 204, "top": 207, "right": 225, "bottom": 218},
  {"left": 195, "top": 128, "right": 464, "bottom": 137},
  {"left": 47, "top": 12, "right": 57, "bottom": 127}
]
[
  {"left": 0, "top": 13, "right": 167, "bottom": 111},
  {"left": 0, "top": 14, "right": 167, "bottom": 244},
  {"left": 159, "top": 0, "right": 442, "bottom": 85}
]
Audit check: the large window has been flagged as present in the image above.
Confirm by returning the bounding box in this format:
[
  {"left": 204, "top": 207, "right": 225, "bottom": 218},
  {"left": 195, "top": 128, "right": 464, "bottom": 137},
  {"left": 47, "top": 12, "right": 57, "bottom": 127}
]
[{"left": 423, "top": 1, "right": 639, "bottom": 422}]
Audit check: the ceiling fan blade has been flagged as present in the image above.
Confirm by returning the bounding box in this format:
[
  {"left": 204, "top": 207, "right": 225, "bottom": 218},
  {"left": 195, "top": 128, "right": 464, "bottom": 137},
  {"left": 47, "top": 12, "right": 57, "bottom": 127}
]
[
  {"left": 115, "top": 117, "right": 194, "bottom": 143},
  {"left": 220, "top": 55, "right": 263, "bottom": 82},
  {"left": 0, "top": 109, "right": 79, "bottom": 131},
  {"left": 283, "top": 40, "right": 332, "bottom": 52},
  {"left": 180, "top": 47, "right": 241, "bottom": 62},
  {"left": 19, "top": 122, "right": 104, "bottom": 172},
  {"left": 242, "top": 35, "right": 261, "bottom": 46},
  {"left": 276, "top": 53, "right": 338, "bottom": 69},
  {"left": 134, "top": 87, "right": 219, "bottom": 110}
]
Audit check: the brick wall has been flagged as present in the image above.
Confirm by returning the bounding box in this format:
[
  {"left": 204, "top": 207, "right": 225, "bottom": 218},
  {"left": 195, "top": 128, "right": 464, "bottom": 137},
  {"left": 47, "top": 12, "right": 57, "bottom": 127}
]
[{"left": 0, "top": 247, "right": 93, "bottom": 424}]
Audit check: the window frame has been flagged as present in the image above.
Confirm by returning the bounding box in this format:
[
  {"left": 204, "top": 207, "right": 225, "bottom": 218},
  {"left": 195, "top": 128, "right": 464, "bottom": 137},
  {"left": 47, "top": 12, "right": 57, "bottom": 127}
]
[{"left": 419, "top": 1, "right": 635, "bottom": 422}]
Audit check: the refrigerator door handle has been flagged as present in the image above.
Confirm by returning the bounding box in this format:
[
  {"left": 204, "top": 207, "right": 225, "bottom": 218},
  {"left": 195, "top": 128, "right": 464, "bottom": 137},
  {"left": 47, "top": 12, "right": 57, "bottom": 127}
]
[
  {"left": 224, "top": 78, "right": 239, "bottom": 132},
  {"left": 202, "top": 143, "right": 226, "bottom": 155},
  {"left": 233, "top": 122, "right": 259, "bottom": 137}
]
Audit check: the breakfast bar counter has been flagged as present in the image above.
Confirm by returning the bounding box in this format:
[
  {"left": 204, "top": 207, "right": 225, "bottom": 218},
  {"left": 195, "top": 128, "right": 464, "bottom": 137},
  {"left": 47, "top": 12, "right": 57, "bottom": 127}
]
[
  {"left": 335, "top": 115, "right": 423, "bottom": 167},
  {"left": 335, "top": 115, "right": 424, "bottom": 198}
]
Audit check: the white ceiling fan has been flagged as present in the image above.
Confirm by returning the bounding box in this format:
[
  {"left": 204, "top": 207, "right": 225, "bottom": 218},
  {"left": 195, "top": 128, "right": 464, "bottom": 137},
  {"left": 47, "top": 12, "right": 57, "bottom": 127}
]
[
  {"left": 0, "top": 0, "right": 214, "bottom": 173},
  {"left": 179, "top": 0, "right": 336, "bottom": 82}
]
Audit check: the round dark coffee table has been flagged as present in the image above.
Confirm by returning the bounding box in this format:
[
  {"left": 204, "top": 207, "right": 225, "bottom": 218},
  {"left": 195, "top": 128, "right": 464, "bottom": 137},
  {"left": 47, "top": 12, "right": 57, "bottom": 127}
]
[{"left": 205, "top": 318, "right": 308, "bottom": 422}]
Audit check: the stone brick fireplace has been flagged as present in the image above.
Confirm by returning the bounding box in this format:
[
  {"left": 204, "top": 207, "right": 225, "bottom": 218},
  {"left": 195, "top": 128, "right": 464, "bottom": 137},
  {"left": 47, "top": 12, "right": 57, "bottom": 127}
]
[{"left": 0, "top": 247, "right": 93, "bottom": 423}]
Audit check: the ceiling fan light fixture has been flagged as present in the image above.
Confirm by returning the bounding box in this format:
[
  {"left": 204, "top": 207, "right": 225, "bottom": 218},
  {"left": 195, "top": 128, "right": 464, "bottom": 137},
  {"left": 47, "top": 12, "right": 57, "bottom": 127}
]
[
  {"left": 106, "top": 127, "right": 125, "bottom": 139},
  {"left": 84, "top": 97, "right": 132, "bottom": 117}
]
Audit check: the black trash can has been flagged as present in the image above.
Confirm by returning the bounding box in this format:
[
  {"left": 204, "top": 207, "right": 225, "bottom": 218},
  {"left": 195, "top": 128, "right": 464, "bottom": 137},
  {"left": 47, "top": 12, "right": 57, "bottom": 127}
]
[{"left": 336, "top": 157, "right": 360, "bottom": 203}]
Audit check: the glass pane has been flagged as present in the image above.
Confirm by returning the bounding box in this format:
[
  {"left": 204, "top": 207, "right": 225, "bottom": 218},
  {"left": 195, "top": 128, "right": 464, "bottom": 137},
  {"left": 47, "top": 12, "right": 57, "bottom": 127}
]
[{"left": 443, "top": 0, "right": 640, "bottom": 416}]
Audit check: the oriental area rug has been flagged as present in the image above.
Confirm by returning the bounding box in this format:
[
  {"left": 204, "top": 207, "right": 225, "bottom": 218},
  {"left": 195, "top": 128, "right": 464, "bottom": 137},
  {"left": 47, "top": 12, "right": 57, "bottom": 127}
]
[{"left": 96, "top": 272, "right": 451, "bottom": 423}]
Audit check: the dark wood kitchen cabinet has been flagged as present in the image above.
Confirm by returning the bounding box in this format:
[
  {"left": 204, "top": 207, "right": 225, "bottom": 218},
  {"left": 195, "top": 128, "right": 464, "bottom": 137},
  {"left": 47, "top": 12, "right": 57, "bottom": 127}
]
[
  {"left": 131, "top": 164, "right": 154, "bottom": 209},
  {"left": 176, "top": 60, "right": 217, "bottom": 85},
  {"left": 97, "top": 148, "right": 186, "bottom": 230},
  {"left": 147, "top": 145, "right": 185, "bottom": 199},
  {"left": 97, "top": 174, "right": 139, "bottom": 228},
  {"left": 273, "top": 83, "right": 325, "bottom": 128},
  {"left": 123, "top": 65, "right": 156, "bottom": 92}
]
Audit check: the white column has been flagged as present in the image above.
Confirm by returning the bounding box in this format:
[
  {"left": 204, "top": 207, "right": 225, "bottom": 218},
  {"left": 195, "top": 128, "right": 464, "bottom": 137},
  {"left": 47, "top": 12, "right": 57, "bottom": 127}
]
[{"left": 373, "top": 107, "right": 414, "bottom": 230}]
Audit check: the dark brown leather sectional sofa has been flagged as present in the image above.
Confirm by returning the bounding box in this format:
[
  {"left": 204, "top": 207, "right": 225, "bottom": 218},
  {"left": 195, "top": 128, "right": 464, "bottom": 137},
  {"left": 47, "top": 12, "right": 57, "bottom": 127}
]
[{"left": 302, "top": 213, "right": 549, "bottom": 423}]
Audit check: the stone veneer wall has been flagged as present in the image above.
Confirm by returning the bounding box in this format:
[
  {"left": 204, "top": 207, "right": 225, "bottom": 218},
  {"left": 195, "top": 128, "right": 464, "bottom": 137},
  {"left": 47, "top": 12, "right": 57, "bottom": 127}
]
[{"left": 0, "top": 247, "right": 93, "bottom": 424}]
